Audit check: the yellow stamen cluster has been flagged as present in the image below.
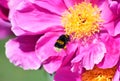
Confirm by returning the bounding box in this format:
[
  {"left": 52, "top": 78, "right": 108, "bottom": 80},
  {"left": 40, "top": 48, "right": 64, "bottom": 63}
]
[
  {"left": 82, "top": 66, "right": 117, "bottom": 81},
  {"left": 62, "top": 2, "right": 103, "bottom": 39}
]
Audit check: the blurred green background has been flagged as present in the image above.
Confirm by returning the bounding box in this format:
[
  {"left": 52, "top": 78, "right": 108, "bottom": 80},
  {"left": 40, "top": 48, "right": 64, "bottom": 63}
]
[{"left": 0, "top": 38, "right": 53, "bottom": 81}]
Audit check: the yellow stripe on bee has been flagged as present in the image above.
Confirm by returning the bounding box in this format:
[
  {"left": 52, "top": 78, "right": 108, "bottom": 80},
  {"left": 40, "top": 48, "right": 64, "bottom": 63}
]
[
  {"left": 65, "top": 35, "right": 69, "bottom": 38},
  {"left": 57, "top": 40, "right": 64, "bottom": 45}
]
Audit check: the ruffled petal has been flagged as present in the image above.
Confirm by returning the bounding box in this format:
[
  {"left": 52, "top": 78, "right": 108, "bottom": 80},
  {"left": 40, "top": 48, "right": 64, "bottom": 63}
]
[
  {"left": 54, "top": 66, "right": 81, "bottom": 81},
  {"left": 5, "top": 35, "right": 41, "bottom": 70},
  {"left": 9, "top": 0, "right": 63, "bottom": 36},
  {"left": 36, "top": 32, "right": 66, "bottom": 62},
  {"left": 97, "top": 36, "right": 120, "bottom": 68},
  {"left": 83, "top": 40, "right": 106, "bottom": 70},
  {"left": 72, "top": 39, "right": 106, "bottom": 70}
]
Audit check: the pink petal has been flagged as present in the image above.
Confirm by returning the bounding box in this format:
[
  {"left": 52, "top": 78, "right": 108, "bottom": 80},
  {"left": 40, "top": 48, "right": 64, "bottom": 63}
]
[
  {"left": 61, "top": 42, "right": 78, "bottom": 66},
  {"left": 103, "top": 17, "right": 120, "bottom": 36},
  {"left": 8, "top": 0, "right": 22, "bottom": 16},
  {"left": 8, "top": 0, "right": 27, "bottom": 35},
  {"left": 71, "top": 62, "right": 83, "bottom": 73},
  {"left": 114, "top": 20, "right": 120, "bottom": 36},
  {"left": 43, "top": 56, "right": 63, "bottom": 73},
  {"left": 99, "top": 0, "right": 114, "bottom": 23},
  {"left": 89, "top": 0, "right": 107, "bottom": 7},
  {"left": 33, "top": 0, "right": 67, "bottom": 15},
  {"left": 71, "top": 46, "right": 84, "bottom": 63},
  {"left": 103, "top": 21, "right": 115, "bottom": 36},
  {"left": 0, "top": 1, "right": 9, "bottom": 20},
  {"left": 113, "top": 69, "right": 120, "bottom": 81},
  {"left": 0, "top": 18, "right": 12, "bottom": 39},
  {"left": 9, "top": 0, "right": 63, "bottom": 36},
  {"left": 72, "top": 39, "right": 106, "bottom": 70},
  {"left": 118, "top": 4, "right": 120, "bottom": 15},
  {"left": 0, "top": 0, "right": 8, "bottom": 8},
  {"left": 97, "top": 37, "right": 120, "bottom": 68},
  {"left": 54, "top": 66, "right": 81, "bottom": 81},
  {"left": 5, "top": 35, "right": 41, "bottom": 70},
  {"left": 63, "top": 0, "right": 83, "bottom": 8},
  {"left": 36, "top": 32, "right": 66, "bottom": 62},
  {"left": 83, "top": 40, "right": 106, "bottom": 70},
  {"left": 109, "top": 0, "right": 118, "bottom": 15}
]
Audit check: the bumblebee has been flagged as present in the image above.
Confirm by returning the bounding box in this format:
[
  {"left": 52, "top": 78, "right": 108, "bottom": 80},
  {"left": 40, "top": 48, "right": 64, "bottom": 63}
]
[{"left": 54, "top": 34, "right": 70, "bottom": 50}]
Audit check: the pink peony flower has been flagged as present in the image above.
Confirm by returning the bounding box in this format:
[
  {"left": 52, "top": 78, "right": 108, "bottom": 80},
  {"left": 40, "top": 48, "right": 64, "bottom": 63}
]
[{"left": 6, "top": 0, "right": 120, "bottom": 80}]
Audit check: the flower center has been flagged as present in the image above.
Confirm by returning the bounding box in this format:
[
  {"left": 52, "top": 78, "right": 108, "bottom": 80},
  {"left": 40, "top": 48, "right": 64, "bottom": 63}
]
[
  {"left": 82, "top": 66, "right": 117, "bottom": 81},
  {"left": 61, "top": 2, "right": 103, "bottom": 39}
]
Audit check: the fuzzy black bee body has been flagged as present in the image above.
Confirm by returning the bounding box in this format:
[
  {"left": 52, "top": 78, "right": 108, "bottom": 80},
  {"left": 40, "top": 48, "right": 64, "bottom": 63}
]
[{"left": 54, "top": 34, "right": 70, "bottom": 49}]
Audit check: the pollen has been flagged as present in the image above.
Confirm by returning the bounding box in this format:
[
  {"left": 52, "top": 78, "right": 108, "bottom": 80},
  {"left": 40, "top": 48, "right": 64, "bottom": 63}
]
[
  {"left": 82, "top": 66, "right": 117, "bottom": 81},
  {"left": 61, "top": 2, "right": 103, "bottom": 39}
]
